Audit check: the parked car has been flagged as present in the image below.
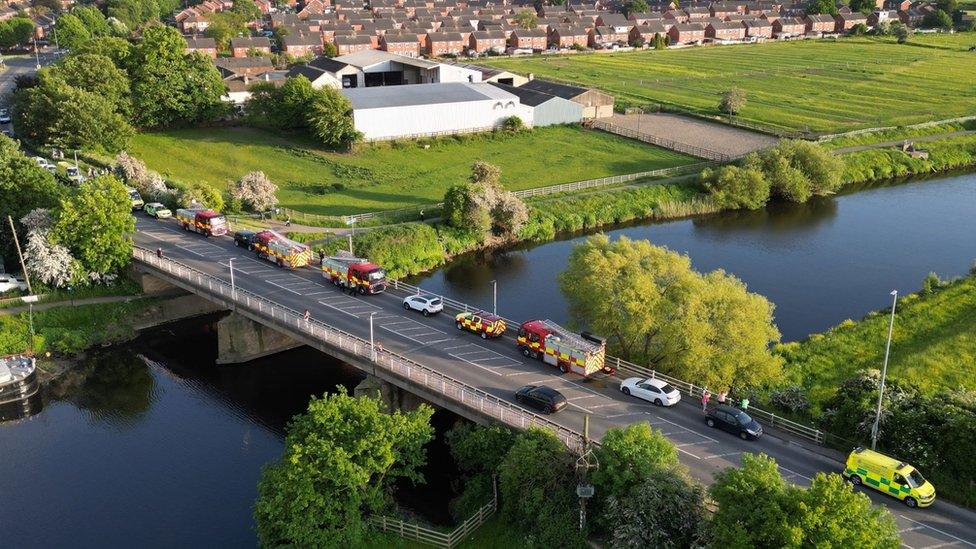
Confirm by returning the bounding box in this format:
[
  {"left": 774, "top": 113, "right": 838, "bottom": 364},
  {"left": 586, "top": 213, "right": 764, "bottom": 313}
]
[
  {"left": 0, "top": 273, "right": 28, "bottom": 293},
  {"left": 455, "top": 311, "right": 506, "bottom": 339},
  {"left": 233, "top": 230, "right": 258, "bottom": 250},
  {"left": 705, "top": 404, "right": 763, "bottom": 440},
  {"left": 0, "top": 109, "right": 10, "bottom": 124},
  {"left": 143, "top": 202, "right": 172, "bottom": 219},
  {"left": 515, "top": 385, "right": 567, "bottom": 414},
  {"left": 619, "top": 377, "right": 681, "bottom": 406},
  {"left": 402, "top": 294, "right": 443, "bottom": 316},
  {"left": 33, "top": 157, "right": 55, "bottom": 171}
]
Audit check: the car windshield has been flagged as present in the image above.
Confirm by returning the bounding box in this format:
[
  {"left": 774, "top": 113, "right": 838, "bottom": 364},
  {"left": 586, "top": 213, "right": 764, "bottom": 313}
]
[
  {"left": 368, "top": 269, "right": 385, "bottom": 281},
  {"left": 906, "top": 469, "right": 925, "bottom": 488},
  {"left": 660, "top": 383, "right": 676, "bottom": 393},
  {"left": 129, "top": 190, "right": 142, "bottom": 200},
  {"left": 210, "top": 216, "right": 227, "bottom": 228}
]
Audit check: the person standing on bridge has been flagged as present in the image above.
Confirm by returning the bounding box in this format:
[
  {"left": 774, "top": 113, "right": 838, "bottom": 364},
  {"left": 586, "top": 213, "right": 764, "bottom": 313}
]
[
  {"left": 701, "top": 389, "right": 711, "bottom": 413},
  {"left": 740, "top": 397, "right": 750, "bottom": 411},
  {"left": 717, "top": 390, "right": 727, "bottom": 405},
  {"left": 156, "top": 247, "right": 163, "bottom": 259},
  {"left": 303, "top": 309, "right": 310, "bottom": 323}
]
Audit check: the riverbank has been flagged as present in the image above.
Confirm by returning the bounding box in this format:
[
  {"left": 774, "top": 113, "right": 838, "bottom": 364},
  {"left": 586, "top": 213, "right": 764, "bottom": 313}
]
[{"left": 841, "top": 132, "right": 976, "bottom": 185}]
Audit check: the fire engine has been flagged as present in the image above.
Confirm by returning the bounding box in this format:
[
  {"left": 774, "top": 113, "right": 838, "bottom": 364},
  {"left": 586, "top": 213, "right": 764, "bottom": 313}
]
[
  {"left": 517, "top": 319, "right": 611, "bottom": 376},
  {"left": 252, "top": 230, "right": 314, "bottom": 268},
  {"left": 175, "top": 208, "right": 228, "bottom": 237},
  {"left": 455, "top": 311, "right": 506, "bottom": 339},
  {"left": 321, "top": 251, "right": 387, "bottom": 294}
]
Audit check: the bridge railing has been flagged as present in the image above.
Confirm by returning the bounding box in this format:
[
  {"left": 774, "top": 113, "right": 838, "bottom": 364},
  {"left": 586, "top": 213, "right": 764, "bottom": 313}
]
[
  {"left": 133, "top": 247, "right": 585, "bottom": 450},
  {"left": 390, "top": 279, "right": 825, "bottom": 445}
]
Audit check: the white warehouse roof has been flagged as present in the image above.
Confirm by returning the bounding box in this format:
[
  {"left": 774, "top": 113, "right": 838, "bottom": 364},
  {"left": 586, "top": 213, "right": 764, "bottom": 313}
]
[{"left": 342, "top": 82, "right": 518, "bottom": 110}]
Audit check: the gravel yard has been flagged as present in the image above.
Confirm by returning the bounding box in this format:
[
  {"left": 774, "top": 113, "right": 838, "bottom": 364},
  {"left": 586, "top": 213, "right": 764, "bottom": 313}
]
[{"left": 603, "top": 113, "right": 779, "bottom": 158}]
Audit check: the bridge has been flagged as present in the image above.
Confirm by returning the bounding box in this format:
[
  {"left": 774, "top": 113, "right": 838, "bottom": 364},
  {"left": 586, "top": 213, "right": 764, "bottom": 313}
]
[{"left": 131, "top": 217, "right": 976, "bottom": 549}]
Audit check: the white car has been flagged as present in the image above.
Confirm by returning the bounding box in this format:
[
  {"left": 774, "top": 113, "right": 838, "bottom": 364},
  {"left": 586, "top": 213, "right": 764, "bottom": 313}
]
[
  {"left": 402, "top": 294, "right": 443, "bottom": 316},
  {"left": 0, "top": 274, "right": 28, "bottom": 293},
  {"left": 620, "top": 377, "right": 682, "bottom": 407},
  {"left": 33, "top": 156, "right": 54, "bottom": 171},
  {"left": 0, "top": 109, "right": 10, "bottom": 124}
]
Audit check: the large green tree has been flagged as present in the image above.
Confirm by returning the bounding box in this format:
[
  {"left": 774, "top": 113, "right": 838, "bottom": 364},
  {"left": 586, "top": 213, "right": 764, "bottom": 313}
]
[
  {"left": 591, "top": 423, "right": 679, "bottom": 503},
  {"left": 309, "top": 85, "right": 361, "bottom": 149},
  {"left": 559, "top": 235, "right": 782, "bottom": 389},
  {"left": 445, "top": 423, "right": 516, "bottom": 517},
  {"left": 128, "top": 25, "right": 225, "bottom": 127},
  {"left": 744, "top": 140, "right": 844, "bottom": 203},
  {"left": 204, "top": 11, "right": 247, "bottom": 50},
  {"left": 254, "top": 389, "right": 434, "bottom": 547},
  {"left": 52, "top": 53, "right": 131, "bottom": 116},
  {"left": 701, "top": 164, "right": 770, "bottom": 210},
  {"left": 75, "top": 36, "right": 133, "bottom": 67},
  {"left": 107, "top": 0, "right": 160, "bottom": 29},
  {"left": 72, "top": 6, "right": 112, "bottom": 37},
  {"left": 55, "top": 13, "right": 92, "bottom": 51},
  {"left": 604, "top": 467, "right": 707, "bottom": 548},
  {"left": 0, "top": 17, "right": 36, "bottom": 48},
  {"left": 0, "top": 136, "right": 63, "bottom": 263},
  {"left": 229, "top": 0, "right": 262, "bottom": 22},
  {"left": 246, "top": 75, "right": 360, "bottom": 148},
  {"left": 51, "top": 175, "right": 135, "bottom": 277}
]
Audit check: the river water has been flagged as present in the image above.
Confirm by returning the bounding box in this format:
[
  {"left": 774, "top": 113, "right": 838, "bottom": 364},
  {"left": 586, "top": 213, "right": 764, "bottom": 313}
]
[{"left": 1, "top": 173, "right": 974, "bottom": 546}]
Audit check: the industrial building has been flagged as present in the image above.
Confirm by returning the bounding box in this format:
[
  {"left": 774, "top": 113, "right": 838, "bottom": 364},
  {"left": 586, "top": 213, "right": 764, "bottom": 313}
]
[
  {"left": 286, "top": 50, "right": 482, "bottom": 89},
  {"left": 342, "top": 82, "right": 531, "bottom": 141},
  {"left": 490, "top": 83, "right": 584, "bottom": 127}
]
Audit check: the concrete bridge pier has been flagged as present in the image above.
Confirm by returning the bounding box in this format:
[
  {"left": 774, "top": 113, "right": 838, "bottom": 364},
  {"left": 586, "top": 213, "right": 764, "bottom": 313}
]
[
  {"left": 216, "top": 311, "right": 302, "bottom": 364},
  {"left": 355, "top": 374, "right": 429, "bottom": 413}
]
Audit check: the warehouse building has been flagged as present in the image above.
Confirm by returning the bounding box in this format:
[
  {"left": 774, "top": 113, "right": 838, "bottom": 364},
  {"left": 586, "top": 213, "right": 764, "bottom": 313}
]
[
  {"left": 489, "top": 83, "right": 583, "bottom": 127},
  {"left": 342, "top": 82, "right": 531, "bottom": 141},
  {"left": 286, "top": 50, "right": 482, "bottom": 89}
]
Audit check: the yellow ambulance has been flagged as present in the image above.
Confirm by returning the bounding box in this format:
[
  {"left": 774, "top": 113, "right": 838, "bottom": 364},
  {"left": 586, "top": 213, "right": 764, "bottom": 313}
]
[{"left": 844, "top": 447, "right": 936, "bottom": 508}]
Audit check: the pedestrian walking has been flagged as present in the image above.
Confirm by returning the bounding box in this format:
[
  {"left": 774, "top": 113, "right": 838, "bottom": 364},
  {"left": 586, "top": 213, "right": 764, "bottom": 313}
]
[
  {"left": 740, "top": 397, "right": 750, "bottom": 411},
  {"left": 717, "top": 390, "right": 727, "bottom": 405},
  {"left": 303, "top": 309, "right": 310, "bottom": 322},
  {"left": 156, "top": 247, "right": 163, "bottom": 258},
  {"left": 701, "top": 390, "right": 711, "bottom": 413}
]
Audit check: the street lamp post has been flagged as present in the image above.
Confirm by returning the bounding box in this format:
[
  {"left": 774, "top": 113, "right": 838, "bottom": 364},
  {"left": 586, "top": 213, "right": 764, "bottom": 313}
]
[
  {"left": 870, "top": 290, "right": 898, "bottom": 451},
  {"left": 369, "top": 312, "right": 376, "bottom": 360},
  {"left": 228, "top": 258, "right": 236, "bottom": 298},
  {"left": 491, "top": 279, "right": 497, "bottom": 316},
  {"left": 33, "top": 39, "right": 40, "bottom": 69}
]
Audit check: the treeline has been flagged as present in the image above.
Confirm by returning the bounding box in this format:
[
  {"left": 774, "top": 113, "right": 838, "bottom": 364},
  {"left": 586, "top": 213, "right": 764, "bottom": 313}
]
[
  {"left": 14, "top": 26, "right": 225, "bottom": 152},
  {"left": 245, "top": 75, "right": 361, "bottom": 149}
]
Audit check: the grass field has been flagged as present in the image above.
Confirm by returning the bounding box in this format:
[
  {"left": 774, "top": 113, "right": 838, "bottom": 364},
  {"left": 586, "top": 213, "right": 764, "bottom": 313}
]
[
  {"left": 484, "top": 35, "right": 976, "bottom": 135},
  {"left": 128, "top": 125, "right": 695, "bottom": 216},
  {"left": 777, "top": 272, "right": 976, "bottom": 407}
]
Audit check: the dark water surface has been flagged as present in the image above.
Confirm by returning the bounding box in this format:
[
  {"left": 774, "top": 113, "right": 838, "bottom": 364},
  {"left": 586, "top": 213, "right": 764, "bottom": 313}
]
[{"left": 409, "top": 174, "right": 976, "bottom": 342}]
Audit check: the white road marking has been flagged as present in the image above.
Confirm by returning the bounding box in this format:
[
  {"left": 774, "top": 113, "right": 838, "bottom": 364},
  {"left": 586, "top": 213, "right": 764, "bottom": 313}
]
[
  {"left": 676, "top": 440, "right": 715, "bottom": 448},
  {"left": 656, "top": 417, "right": 719, "bottom": 444},
  {"left": 777, "top": 465, "right": 812, "bottom": 482},
  {"left": 176, "top": 245, "right": 205, "bottom": 256},
  {"left": 703, "top": 452, "right": 743, "bottom": 460},
  {"left": 568, "top": 395, "right": 599, "bottom": 401},
  {"left": 265, "top": 280, "right": 301, "bottom": 295},
  {"left": 567, "top": 401, "right": 592, "bottom": 413},
  {"left": 604, "top": 411, "right": 654, "bottom": 419},
  {"left": 898, "top": 516, "right": 976, "bottom": 548},
  {"left": 901, "top": 527, "right": 927, "bottom": 534}
]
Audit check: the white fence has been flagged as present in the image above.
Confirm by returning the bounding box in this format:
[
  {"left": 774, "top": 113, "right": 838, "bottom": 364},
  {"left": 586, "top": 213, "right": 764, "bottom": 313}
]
[
  {"left": 370, "top": 487, "right": 496, "bottom": 548},
  {"left": 132, "top": 247, "right": 584, "bottom": 450},
  {"left": 590, "top": 120, "right": 735, "bottom": 161},
  {"left": 389, "top": 279, "right": 825, "bottom": 445}
]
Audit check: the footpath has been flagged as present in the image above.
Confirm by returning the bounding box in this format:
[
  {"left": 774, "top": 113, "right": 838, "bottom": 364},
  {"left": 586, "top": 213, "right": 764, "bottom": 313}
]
[
  {"left": 0, "top": 295, "right": 142, "bottom": 315},
  {"left": 832, "top": 130, "right": 976, "bottom": 154}
]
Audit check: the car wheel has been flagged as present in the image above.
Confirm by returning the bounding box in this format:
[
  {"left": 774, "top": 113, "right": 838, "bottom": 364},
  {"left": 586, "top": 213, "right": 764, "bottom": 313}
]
[
  {"left": 480, "top": 331, "right": 488, "bottom": 339},
  {"left": 848, "top": 474, "right": 863, "bottom": 486},
  {"left": 522, "top": 347, "right": 531, "bottom": 357},
  {"left": 621, "top": 386, "right": 630, "bottom": 396},
  {"left": 739, "top": 431, "right": 749, "bottom": 440},
  {"left": 654, "top": 399, "right": 663, "bottom": 406},
  {"left": 558, "top": 363, "right": 568, "bottom": 373},
  {"left": 904, "top": 497, "right": 918, "bottom": 508},
  {"left": 544, "top": 405, "right": 553, "bottom": 414},
  {"left": 358, "top": 286, "right": 366, "bottom": 295},
  {"left": 403, "top": 302, "right": 411, "bottom": 310},
  {"left": 423, "top": 310, "right": 430, "bottom": 317},
  {"left": 456, "top": 322, "right": 464, "bottom": 330},
  {"left": 277, "top": 259, "right": 284, "bottom": 268},
  {"left": 234, "top": 240, "right": 241, "bottom": 247},
  {"left": 706, "top": 418, "right": 716, "bottom": 428},
  {"left": 515, "top": 394, "right": 524, "bottom": 404}
]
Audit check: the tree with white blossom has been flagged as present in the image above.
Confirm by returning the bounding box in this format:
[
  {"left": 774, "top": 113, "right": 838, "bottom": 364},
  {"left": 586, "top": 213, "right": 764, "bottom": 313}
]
[
  {"left": 114, "top": 151, "right": 171, "bottom": 201},
  {"left": 21, "top": 209, "right": 78, "bottom": 288},
  {"left": 229, "top": 170, "right": 278, "bottom": 212}
]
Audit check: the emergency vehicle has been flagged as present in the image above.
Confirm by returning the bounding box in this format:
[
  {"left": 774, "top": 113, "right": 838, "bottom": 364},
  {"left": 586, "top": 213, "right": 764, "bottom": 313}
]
[
  {"left": 844, "top": 447, "right": 936, "bottom": 508},
  {"left": 252, "top": 230, "right": 314, "bottom": 268},
  {"left": 321, "top": 251, "right": 387, "bottom": 294},
  {"left": 175, "top": 208, "right": 228, "bottom": 237},
  {"left": 517, "top": 319, "right": 611, "bottom": 376},
  {"left": 455, "top": 312, "right": 506, "bottom": 339},
  {"left": 127, "top": 187, "right": 144, "bottom": 210}
]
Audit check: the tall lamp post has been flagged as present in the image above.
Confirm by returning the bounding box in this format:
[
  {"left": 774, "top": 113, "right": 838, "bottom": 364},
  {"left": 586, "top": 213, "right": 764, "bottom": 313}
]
[
  {"left": 870, "top": 290, "right": 898, "bottom": 451},
  {"left": 228, "top": 258, "right": 236, "bottom": 298},
  {"left": 491, "top": 279, "right": 497, "bottom": 316},
  {"left": 369, "top": 312, "right": 376, "bottom": 360}
]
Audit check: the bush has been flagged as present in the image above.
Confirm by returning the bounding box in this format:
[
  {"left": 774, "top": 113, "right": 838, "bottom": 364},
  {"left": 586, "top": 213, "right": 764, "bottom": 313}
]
[
  {"left": 316, "top": 223, "right": 446, "bottom": 279},
  {"left": 701, "top": 165, "right": 770, "bottom": 209},
  {"left": 178, "top": 182, "right": 224, "bottom": 211},
  {"left": 501, "top": 116, "right": 526, "bottom": 132},
  {"left": 769, "top": 384, "right": 811, "bottom": 413},
  {"left": 745, "top": 140, "right": 844, "bottom": 203}
]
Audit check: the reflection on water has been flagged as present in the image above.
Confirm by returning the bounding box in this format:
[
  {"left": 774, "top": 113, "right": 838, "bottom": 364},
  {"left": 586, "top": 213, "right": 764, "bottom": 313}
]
[
  {"left": 410, "top": 173, "right": 976, "bottom": 342},
  {"left": 45, "top": 352, "right": 158, "bottom": 426}
]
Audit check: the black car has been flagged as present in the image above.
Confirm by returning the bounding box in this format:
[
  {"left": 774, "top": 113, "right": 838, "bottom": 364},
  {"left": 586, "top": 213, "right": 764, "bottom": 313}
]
[
  {"left": 515, "top": 385, "right": 567, "bottom": 414},
  {"left": 234, "top": 230, "right": 257, "bottom": 250},
  {"left": 705, "top": 404, "right": 763, "bottom": 440}
]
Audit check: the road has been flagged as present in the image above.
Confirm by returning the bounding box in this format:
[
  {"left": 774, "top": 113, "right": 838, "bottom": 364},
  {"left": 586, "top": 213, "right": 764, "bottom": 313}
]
[
  {"left": 0, "top": 49, "right": 56, "bottom": 133},
  {"left": 133, "top": 215, "right": 976, "bottom": 549}
]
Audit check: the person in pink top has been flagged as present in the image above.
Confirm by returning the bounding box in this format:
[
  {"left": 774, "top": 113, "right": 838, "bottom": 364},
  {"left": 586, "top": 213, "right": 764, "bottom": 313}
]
[{"left": 701, "top": 389, "right": 711, "bottom": 413}]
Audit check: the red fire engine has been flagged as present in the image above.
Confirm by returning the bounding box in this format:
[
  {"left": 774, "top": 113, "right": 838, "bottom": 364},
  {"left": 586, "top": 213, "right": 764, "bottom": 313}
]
[
  {"left": 516, "top": 319, "right": 612, "bottom": 376},
  {"left": 252, "top": 230, "right": 313, "bottom": 268},
  {"left": 175, "top": 208, "right": 228, "bottom": 237},
  {"left": 321, "top": 251, "right": 387, "bottom": 294}
]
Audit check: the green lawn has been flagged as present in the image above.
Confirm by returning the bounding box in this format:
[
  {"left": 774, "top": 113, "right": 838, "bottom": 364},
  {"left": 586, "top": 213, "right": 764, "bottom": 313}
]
[
  {"left": 128, "top": 125, "right": 695, "bottom": 216},
  {"left": 484, "top": 35, "right": 976, "bottom": 135},
  {"left": 777, "top": 273, "right": 976, "bottom": 407}
]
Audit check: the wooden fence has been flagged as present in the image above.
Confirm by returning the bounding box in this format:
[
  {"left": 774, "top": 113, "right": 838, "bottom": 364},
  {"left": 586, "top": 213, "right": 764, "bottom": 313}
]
[
  {"left": 590, "top": 119, "right": 735, "bottom": 161},
  {"left": 370, "top": 486, "right": 497, "bottom": 548}
]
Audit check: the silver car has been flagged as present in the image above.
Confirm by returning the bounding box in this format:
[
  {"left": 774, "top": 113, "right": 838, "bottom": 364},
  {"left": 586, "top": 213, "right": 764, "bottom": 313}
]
[{"left": 402, "top": 294, "right": 444, "bottom": 316}]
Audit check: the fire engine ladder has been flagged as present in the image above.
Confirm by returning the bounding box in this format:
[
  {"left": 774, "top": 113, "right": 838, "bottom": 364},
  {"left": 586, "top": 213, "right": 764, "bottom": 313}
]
[
  {"left": 541, "top": 319, "right": 601, "bottom": 353},
  {"left": 326, "top": 250, "right": 369, "bottom": 264}
]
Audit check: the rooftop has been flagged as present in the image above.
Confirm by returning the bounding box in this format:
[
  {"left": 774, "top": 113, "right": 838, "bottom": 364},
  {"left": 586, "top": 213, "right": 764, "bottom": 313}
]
[
  {"left": 334, "top": 49, "right": 440, "bottom": 69},
  {"left": 343, "top": 82, "right": 518, "bottom": 109}
]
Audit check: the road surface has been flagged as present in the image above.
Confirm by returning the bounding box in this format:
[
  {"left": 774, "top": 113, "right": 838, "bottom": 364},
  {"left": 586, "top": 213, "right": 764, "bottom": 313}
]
[{"left": 133, "top": 215, "right": 976, "bottom": 549}]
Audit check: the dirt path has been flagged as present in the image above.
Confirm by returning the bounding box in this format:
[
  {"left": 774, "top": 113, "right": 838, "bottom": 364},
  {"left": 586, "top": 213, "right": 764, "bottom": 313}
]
[
  {"left": 832, "top": 130, "right": 976, "bottom": 154},
  {"left": 0, "top": 295, "right": 141, "bottom": 315}
]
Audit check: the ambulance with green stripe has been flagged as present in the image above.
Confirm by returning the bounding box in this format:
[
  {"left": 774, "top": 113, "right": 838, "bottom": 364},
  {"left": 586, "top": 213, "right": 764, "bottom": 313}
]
[{"left": 844, "top": 447, "right": 935, "bottom": 508}]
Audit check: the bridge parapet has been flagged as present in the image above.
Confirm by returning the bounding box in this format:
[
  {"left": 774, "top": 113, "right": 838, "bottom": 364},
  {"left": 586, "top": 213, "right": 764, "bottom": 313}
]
[{"left": 132, "top": 246, "right": 585, "bottom": 451}]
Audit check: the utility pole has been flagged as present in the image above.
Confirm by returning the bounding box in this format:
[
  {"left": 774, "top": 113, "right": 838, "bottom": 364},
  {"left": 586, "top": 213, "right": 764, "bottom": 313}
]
[
  {"left": 491, "top": 279, "right": 497, "bottom": 316},
  {"left": 7, "top": 215, "right": 33, "bottom": 295},
  {"left": 871, "top": 290, "right": 898, "bottom": 450},
  {"left": 576, "top": 415, "right": 598, "bottom": 532}
]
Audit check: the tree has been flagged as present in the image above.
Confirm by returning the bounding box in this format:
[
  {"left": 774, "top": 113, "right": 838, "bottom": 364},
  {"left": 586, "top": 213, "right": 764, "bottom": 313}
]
[
  {"left": 229, "top": 0, "right": 262, "bottom": 22},
  {"left": 514, "top": 9, "right": 538, "bottom": 29},
  {"left": 923, "top": 9, "right": 953, "bottom": 29},
  {"left": 254, "top": 389, "right": 434, "bottom": 547},
  {"left": 178, "top": 183, "right": 224, "bottom": 211},
  {"left": 719, "top": 87, "right": 747, "bottom": 117},
  {"left": 51, "top": 175, "right": 135, "bottom": 278},
  {"left": 807, "top": 0, "right": 838, "bottom": 15},
  {"left": 51, "top": 54, "right": 131, "bottom": 116},
  {"left": 498, "top": 428, "right": 586, "bottom": 548},
  {"left": 744, "top": 140, "right": 844, "bottom": 203},
  {"left": 13, "top": 72, "right": 132, "bottom": 151},
  {"left": 322, "top": 41, "right": 337, "bottom": 57},
  {"left": 701, "top": 164, "right": 771, "bottom": 210},
  {"left": 470, "top": 160, "right": 501, "bottom": 187},
  {"left": 204, "top": 11, "right": 247, "bottom": 51},
  {"left": 651, "top": 32, "right": 668, "bottom": 49},
  {"left": 445, "top": 423, "right": 516, "bottom": 518},
  {"left": 849, "top": 0, "right": 876, "bottom": 13},
  {"left": 229, "top": 171, "right": 278, "bottom": 212},
  {"left": 936, "top": 0, "right": 958, "bottom": 14},
  {"left": 709, "top": 453, "right": 799, "bottom": 548},
  {"left": 107, "top": 0, "right": 160, "bottom": 29},
  {"left": 22, "top": 209, "right": 78, "bottom": 288},
  {"left": 0, "top": 137, "right": 64, "bottom": 262},
  {"left": 604, "top": 468, "right": 707, "bottom": 548},
  {"left": 0, "top": 17, "right": 36, "bottom": 48},
  {"left": 558, "top": 235, "right": 782, "bottom": 389},
  {"left": 32, "top": 0, "right": 62, "bottom": 12},
  {"left": 797, "top": 473, "right": 900, "bottom": 548},
  {"left": 76, "top": 36, "right": 133, "bottom": 68},
  {"left": 491, "top": 190, "right": 529, "bottom": 236},
  {"left": 591, "top": 423, "right": 679, "bottom": 503},
  {"left": 894, "top": 22, "right": 910, "bottom": 43},
  {"left": 308, "top": 85, "right": 361, "bottom": 148},
  {"left": 55, "top": 13, "right": 92, "bottom": 51},
  {"left": 115, "top": 151, "right": 171, "bottom": 201},
  {"left": 129, "top": 25, "right": 226, "bottom": 128},
  {"left": 623, "top": 0, "right": 649, "bottom": 16},
  {"left": 73, "top": 6, "right": 111, "bottom": 37}
]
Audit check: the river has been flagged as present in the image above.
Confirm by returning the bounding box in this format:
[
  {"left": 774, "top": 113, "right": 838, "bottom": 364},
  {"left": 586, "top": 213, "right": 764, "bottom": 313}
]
[
  {"left": 1, "top": 173, "right": 974, "bottom": 546},
  {"left": 409, "top": 173, "right": 976, "bottom": 342}
]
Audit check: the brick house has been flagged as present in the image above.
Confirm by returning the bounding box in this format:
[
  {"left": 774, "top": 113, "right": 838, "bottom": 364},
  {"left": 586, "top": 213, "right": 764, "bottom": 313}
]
[
  {"left": 898, "top": 8, "right": 926, "bottom": 27},
  {"left": 868, "top": 9, "right": 899, "bottom": 26},
  {"left": 743, "top": 18, "right": 773, "bottom": 37},
  {"left": 469, "top": 29, "right": 507, "bottom": 52},
  {"left": 425, "top": 31, "right": 465, "bottom": 56},
  {"left": 381, "top": 33, "right": 421, "bottom": 57},
  {"left": 883, "top": 0, "right": 911, "bottom": 10},
  {"left": 335, "top": 34, "right": 374, "bottom": 55},
  {"left": 230, "top": 36, "right": 272, "bottom": 57},
  {"left": 629, "top": 22, "right": 669, "bottom": 45},
  {"left": 282, "top": 33, "right": 323, "bottom": 56},
  {"left": 184, "top": 36, "right": 218, "bottom": 58},
  {"left": 509, "top": 28, "right": 548, "bottom": 49},
  {"left": 549, "top": 25, "right": 589, "bottom": 47},
  {"left": 803, "top": 13, "right": 836, "bottom": 33},
  {"left": 667, "top": 22, "right": 705, "bottom": 43},
  {"left": 706, "top": 20, "right": 747, "bottom": 39},
  {"left": 772, "top": 17, "right": 805, "bottom": 35},
  {"left": 834, "top": 12, "right": 868, "bottom": 31},
  {"left": 588, "top": 25, "right": 628, "bottom": 47}
]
